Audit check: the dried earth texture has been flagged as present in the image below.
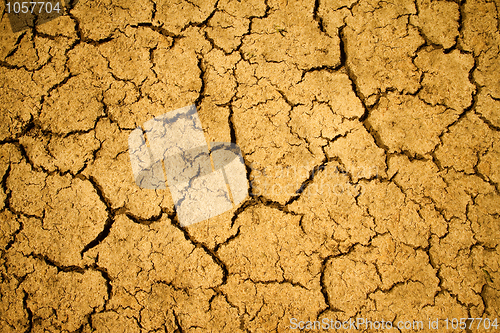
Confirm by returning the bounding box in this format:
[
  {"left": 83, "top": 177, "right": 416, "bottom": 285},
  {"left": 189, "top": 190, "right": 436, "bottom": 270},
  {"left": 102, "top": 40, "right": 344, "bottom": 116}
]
[{"left": 1, "top": 0, "right": 499, "bottom": 332}]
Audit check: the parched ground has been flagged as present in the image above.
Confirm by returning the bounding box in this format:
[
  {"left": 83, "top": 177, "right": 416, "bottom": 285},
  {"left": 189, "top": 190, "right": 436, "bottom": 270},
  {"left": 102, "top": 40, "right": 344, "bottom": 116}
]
[{"left": 1, "top": 0, "right": 500, "bottom": 332}]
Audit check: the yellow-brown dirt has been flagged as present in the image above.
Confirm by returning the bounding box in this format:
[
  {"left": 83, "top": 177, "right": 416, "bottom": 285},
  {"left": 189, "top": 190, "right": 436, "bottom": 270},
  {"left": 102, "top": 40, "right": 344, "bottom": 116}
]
[{"left": 1, "top": 0, "right": 499, "bottom": 332}]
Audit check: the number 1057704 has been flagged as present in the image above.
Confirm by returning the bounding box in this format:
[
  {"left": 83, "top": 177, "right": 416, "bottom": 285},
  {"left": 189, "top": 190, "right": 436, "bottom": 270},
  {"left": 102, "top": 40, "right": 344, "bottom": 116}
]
[{"left": 5, "top": 2, "right": 61, "bottom": 14}]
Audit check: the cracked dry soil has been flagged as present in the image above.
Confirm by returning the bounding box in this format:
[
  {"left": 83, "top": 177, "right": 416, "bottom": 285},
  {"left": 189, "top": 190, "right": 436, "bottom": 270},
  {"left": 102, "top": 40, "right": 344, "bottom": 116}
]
[{"left": 0, "top": 0, "right": 499, "bottom": 332}]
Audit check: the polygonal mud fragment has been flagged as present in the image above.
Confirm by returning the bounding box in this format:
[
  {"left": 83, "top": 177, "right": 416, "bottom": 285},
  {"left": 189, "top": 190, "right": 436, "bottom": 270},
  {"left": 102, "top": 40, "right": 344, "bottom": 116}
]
[
  {"left": 367, "top": 93, "right": 460, "bottom": 156},
  {"left": 21, "top": 261, "right": 108, "bottom": 332},
  {"left": 12, "top": 175, "right": 108, "bottom": 266},
  {"left": 0, "top": 211, "right": 20, "bottom": 250},
  {"left": 288, "top": 162, "right": 375, "bottom": 254},
  {"left": 218, "top": 0, "right": 268, "bottom": 18},
  {"left": 39, "top": 73, "right": 106, "bottom": 134},
  {"left": 109, "top": 286, "right": 200, "bottom": 331},
  {"left": 435, "top": 249, "right": 492, "bottom": 317},
  {"left": 344, "top": 0, "right": 424, "bottom": 101},
  {"left": 221, "top": 275, "right": 326, "bottom": 333},
  {"left": 203, "top": 49, "right": 240, "bottom": 105},
  {"left": 17, "top": 132, "right": 51, "bottom": 171},
  {"left": 0, "top": 144, "right": 22, "bottom": 174},
  {"left": 35, "top": 15, "right": 78, "bottom": 39},
  {"left": 206, "top": 11, "right": 250, "bottom": 53},
  {"left": 476, "top": 92, "right": 500, "bottom": 128},
  {"left": 435, "top": 112, "right": 496, "bottom": 173},
  {"left": 318, "top": 0, "right": 357, "bottom": 37},
  {"left": 233, "top": 60, "right": 256, "bottom": 90},
  {"left": 468, "top": 193, "right": 500, "bottom": 249},
  {"left": 83, "top": 119, "right": 174, "bottom": 218},
  {"left": 155, "top": 0, "right": 218, "bottom": 34},
  {"left": 323, "top": 254, "right": 380, "bottom": 317},
  {"left": 358, "top": 180, "right": 435, "bottom": 248},
  {"left": 91, "top": 311, "right": 141, "bottom": 333},
  {"left": 3, "top": 248, "right": 37, "bottom": 279},
  {"left": 482, "top": 286, "right": 500, "bottom": 319},
  {"left": 478, "top": 139, "right": 500, "bottom": 187},
  {"left": 92, "top": 214, "right": 223, "bottom": 292},
  {"left": 67, "top": 42, "right": 110, "bottom": 76},
  {"left": 71, "top": 0, "right": 153, "bottom": 40},
  {"left": 100, "top": 288, "right": 142, "bottom": 325},
  {"left": 241, "top": 0, "right": 341, "bottom": 70},
  {"left": 182, "top": 206, "right": 240, "bottom": 251},
  {"left": 367, "top": 235, "right": 439, "bottom": 291},
  {"left": 418, "top": 203, "right": 448, "bottom": 237},
  {"left": 0, "top": 143, "right": 22, "bottom": 210},
  {"left": 475, "top": 48, "right": 500, "bottom": 99},
  {"left": 415, "top": 48, "right": 475, "bottom": 111},
  {"left": 326, "top": 123, "right": 387, "bottom": 181},
  {"left": 285, "top": 70, "right": 365, "bottom": 119},
  {"left": 430, "top": 218, "right": 476, "bottom": 267},
  {"left": 474, "top": 246, "right": 500, "bottom": 318},
  {"left": 0, "top": 277, "right": 28, "bottom": 332},
  {"left": 420, "top": 292, "right": 468, "bottom": 326},
  {"left": 198, "top": 99, "right": 233, "bottom": 144},
  {"left": 460, "top": 0, "right": 500, "bottom": 56},
  {"left": 106, "top": 95, "right": 173, "bottom": 131},
  {"left": 325, "top": 234, "right": 440, "bottom": 320},
  {"left": 134, "top": 283, "right": 216, "bottom": 332},
  {"left": 20, "top": 130, "right": 100, "bottom": 174},
  {"left": 4, "top": 32, "right": 51, "bottom": 70},
  {"left": 410, "top": 0, "right": 460, "bottom": 49},
  {"left": 182, "top": 26, "right": 215, "bottom": 55},
  {"left": 232, "top": 96, "right": 322, "bottom": 204},
  {"left": 288, "top": 103, "right": 353, "bottom": 143},
  {"left": 369, "top": 281, "right": 437, "bottom": 325},
  {"left": 388, "top": 155, "right": 495, "bottom": 221},
  {"left": 218, "top": 205, "right": 322, "bottom": 289},
  {"left": 30, "top": 39, "right": 72, "bottom": 92},
  {"left": 460, "top": 0, "right": 500, "bottom": 101},
  {"left": 233, "top": 67, "right": 366, "bottom": 204},
  {"left": 0, "top": 6, "right": 25, "bottom": 60},
  {"left": 140, "top": 35, "right": 203, "bottom": 110},
  {"left": 386, "top": 155, "right": 446, "bottom": 205},
  {"left": 102, "top": 80, "right": 140, "bottom": 117},
  {"left": 47, "top": 132, "right": 100, "bottom": 174},
  {"left": 0, "top": 67, "right": 43, "bottom": 141},
  {"left": 441, "top": 170, "right": 496, "bottom": 221},
  {"left": 3, "top": 32, "right": 70, "bottom": 92},
  {"left": 251, "top": 60, "right": 303, "bottom": 92},
  {"left": 7, "top": 161, "right": 48, "bottom": 217},
  {"left": 288, "top": 103, "right": 356, "bottom": 155},
  {"left": 98, "top": 27, "right": 171, "bottom": 85},
  {"left": 205, "top": 294, "right": 244, "bottom": 333}
]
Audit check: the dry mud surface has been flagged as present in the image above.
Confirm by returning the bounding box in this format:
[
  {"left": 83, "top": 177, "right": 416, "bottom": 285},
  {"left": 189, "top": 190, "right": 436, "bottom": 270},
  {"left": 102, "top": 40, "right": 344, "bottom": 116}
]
[{"left": 1, "top": 0, "right": 500, "bottom": 332}]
